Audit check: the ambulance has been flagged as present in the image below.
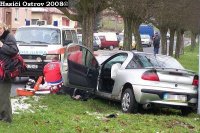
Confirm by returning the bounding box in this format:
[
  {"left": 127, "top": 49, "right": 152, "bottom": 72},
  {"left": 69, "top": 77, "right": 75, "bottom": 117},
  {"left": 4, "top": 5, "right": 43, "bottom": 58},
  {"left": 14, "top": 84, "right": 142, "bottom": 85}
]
[{"left": 15, "top": 24, "right": 78, "bottom": 78}]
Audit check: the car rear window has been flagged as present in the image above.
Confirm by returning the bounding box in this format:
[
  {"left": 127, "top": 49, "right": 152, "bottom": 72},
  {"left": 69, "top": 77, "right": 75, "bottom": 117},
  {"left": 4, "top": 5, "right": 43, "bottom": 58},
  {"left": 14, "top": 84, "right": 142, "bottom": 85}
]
[
  {"left": 144, "top": 54, "right": 184, "bottom": 69},
  {"left": 126, "top": 54, "right": 153, "bottom": 69}
]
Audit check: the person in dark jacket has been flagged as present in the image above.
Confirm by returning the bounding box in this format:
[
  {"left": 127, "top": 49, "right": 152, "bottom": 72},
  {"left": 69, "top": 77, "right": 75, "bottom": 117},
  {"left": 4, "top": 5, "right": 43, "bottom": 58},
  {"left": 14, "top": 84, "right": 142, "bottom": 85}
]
[
  {"left": 153, "top": 32, "right": 160, "bottom": 55},
  {"left": 0, "top": 23, "right": 19, "bottom": 123}
]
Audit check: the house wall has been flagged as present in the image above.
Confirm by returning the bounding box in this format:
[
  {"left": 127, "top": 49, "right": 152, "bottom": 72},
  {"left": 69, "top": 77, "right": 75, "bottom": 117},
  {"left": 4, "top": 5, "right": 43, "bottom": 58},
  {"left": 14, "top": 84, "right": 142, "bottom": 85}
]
[
  {"left": 0, "top": 8, "right": 4, "bottom": 22},
  {"left": 11, "top": 8, "right": 32, "bottom": 30},
  {"left": 0, "top": 8, "right": 32, "bottom": 33},
  {"left": 31, "top": 8, "right": 76, "bottom": 27},
  {"left": 0, "top": 7, "right": 77, "bottom": 33},
  {"left": 31, "top": 12, "right": 43, "bottom": 20},
  {"left": 50, "top": 14, "right": 76, "bottom": 27}
]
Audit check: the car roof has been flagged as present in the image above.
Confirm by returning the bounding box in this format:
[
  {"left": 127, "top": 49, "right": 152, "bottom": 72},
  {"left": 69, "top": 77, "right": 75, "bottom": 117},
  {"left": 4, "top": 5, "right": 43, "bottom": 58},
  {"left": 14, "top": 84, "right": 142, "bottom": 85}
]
[
  {"left": 18, "top": 25, "right": 76, "bottom": 30},
  {"left": 95, "top": 50, "right": 131, "bottom": 64}
]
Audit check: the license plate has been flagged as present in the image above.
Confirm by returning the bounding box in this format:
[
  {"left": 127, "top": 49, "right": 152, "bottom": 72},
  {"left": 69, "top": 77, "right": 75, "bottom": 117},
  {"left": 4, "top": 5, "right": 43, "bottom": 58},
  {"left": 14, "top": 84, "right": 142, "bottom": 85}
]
[
  {"left": 163, "top": 93, "right": 187, "bottom": 102},
  {"left": 27, "top": 64, "right": 38, "bottom": 69}
]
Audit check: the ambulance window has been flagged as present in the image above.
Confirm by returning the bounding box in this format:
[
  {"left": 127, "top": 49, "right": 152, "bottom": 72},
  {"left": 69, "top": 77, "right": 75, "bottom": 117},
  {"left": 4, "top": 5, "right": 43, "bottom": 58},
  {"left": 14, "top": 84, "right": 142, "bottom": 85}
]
[
  {"left": 71, "top": 30, "right": 78, "bottom": 44},
  {"left": 50, "top": 30, "right": 60, "bottom": 44},
  {"left": 62, "top": 30, "right": 73, "bottom": 46},
  {"left": 15, "top": 28, "right": 61, "bottom": 44}
]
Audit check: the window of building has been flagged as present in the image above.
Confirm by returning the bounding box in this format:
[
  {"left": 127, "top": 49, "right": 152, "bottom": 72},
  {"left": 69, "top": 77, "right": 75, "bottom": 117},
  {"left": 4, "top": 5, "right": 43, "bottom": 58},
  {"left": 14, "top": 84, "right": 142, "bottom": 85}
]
[
  {"left": 15, "top": 8, "right": 19, "bottom": 21},
  {"left": 31, "top": 19, "right": 39, "bottom": 25}
]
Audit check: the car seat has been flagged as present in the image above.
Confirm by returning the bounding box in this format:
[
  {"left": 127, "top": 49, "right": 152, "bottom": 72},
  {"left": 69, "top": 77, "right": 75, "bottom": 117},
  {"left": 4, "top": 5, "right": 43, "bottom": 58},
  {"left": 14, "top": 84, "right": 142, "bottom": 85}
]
[{"left": 111, "top": 63, "right": 121, "bottom": 79}]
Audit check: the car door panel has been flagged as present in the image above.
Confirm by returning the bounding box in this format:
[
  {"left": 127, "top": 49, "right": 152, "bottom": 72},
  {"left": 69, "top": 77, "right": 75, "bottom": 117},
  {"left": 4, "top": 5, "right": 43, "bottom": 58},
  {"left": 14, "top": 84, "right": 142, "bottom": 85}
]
[
  {"left": 86, "top": 67, "right": 99, "bottom": 89},
  {"left": 65, "top": 44, "right": 99, "bottom": 93},
  {"left": 68, "top": 60, "right": 88, "bottom": 87}
]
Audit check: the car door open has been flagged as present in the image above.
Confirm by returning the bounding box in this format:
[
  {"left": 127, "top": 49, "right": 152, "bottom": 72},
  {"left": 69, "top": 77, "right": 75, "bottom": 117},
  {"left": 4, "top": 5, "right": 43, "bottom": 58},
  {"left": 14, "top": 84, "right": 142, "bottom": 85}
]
[{"left": 63, "top": 44, "right": 99, "bottom": 92}]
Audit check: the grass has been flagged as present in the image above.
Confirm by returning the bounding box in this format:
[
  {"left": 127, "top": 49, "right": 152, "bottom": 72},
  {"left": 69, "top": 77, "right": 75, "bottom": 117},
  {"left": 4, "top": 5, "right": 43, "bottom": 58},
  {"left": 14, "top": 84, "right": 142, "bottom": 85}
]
[
  {"left": 177, "top": 45, "right": 199, "bottom": 73},
  {"left": 2, "top": 95, "right": 200, "bottom": 133},
  {"left": 1, "top": 45, "right": 200, "bottom": 132},
  {"left": 101, "top": 17, "right": 124, "bottom": 32}
]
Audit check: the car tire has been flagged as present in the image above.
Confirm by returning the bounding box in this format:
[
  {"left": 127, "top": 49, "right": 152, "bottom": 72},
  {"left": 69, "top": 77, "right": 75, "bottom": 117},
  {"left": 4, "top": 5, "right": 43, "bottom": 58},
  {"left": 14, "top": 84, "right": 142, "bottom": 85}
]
[
  {"left": 121, "top": 88, "right": 138, "bottom": 113},
  {"left": 181, "top": 107, "right": 193, "bottom": 116},
  {"left": 109, "top": 46, "right": 114, "bottom": 50}
]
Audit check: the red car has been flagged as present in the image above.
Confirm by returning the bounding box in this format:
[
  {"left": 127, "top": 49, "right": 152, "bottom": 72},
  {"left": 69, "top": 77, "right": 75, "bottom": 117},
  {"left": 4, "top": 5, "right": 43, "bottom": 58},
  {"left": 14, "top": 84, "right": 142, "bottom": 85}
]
[{"left": 95, "top": 32, "right": 119, "bottom": 50}]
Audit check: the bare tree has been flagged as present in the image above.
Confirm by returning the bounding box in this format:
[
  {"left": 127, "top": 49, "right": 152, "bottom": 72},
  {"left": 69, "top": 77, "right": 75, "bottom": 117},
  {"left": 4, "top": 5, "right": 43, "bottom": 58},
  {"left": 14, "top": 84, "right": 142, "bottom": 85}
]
[
  {"left": 57, "top": 0, "right": 108, "bottom": 52},
  {"left": 173, "top": 0, "right": 200, "bottom": 58},
  {"left": 147, "top": 0, "right": 173, "bottom": 55},
  {"left": 111, "top": 0, "right": 134, "bottom": 51},
  {"left": 147, "top": 0, "right": 197, "bottom": 58},
  {"left": 112, "top": 0, "right": 150, "bottom": 51},
  {"left": 184, "top": 0, "right": 200, "bottom": 51},
  {"left": 131, "top": 0, "right": 149, "bottom": 52}
]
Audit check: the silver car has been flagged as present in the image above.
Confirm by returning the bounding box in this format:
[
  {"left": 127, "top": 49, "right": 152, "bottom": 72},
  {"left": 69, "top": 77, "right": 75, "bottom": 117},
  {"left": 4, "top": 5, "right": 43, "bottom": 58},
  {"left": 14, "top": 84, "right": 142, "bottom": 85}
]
[{"left": 61, "top": 44, "right": 198, "bottom": 115}]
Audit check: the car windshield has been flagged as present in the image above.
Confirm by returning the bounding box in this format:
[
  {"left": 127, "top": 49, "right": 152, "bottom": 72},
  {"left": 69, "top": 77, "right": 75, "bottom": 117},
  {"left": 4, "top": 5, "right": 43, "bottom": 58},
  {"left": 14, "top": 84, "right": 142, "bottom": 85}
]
[
  {"left": 142, "top": 53, "right": 184, "bottom": 69},
  {"left": 15, "top": 28, "right": 61, "bottom": 45},
  {"left": 77, "top": 34, "right": 98, "bottom": 44},
  {"left": 141, "top": 34, "right": 150, "bottom": 39},
  {"left": 94, "top": 36, "right": 99, "bottom": 40}
]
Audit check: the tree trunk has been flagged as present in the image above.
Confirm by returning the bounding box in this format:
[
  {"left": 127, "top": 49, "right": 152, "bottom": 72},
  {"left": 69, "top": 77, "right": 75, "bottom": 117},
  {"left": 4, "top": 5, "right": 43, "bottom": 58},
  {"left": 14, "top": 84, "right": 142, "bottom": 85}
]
[
  {"left": 168, "top": 28, "right": 175, "bottom": 56},
  {"left": 180, "top": 30, "right": 184, "bottom": 55},
  {"left": 190, "top": 31, "right": 196, "bottom": 51},
  {"left": 175, "top": 30, "right": 181, "bottom": 58},
  {"left": 133, "top": 22, "right": 143, "bottom": 52},
  {"left": 123, "top": 17, "right": 133, "bottom": 51},
  {"left": 82, "top": 13, "right": 94, "bottom": 52},
  {"left": 160, "top": 27, "right": 168, "bottom": 55}
]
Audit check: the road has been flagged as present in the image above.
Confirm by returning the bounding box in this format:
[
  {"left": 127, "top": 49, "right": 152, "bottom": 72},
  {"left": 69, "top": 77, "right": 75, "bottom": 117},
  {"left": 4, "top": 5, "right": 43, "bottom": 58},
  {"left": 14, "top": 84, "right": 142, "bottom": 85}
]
[
  {"left": 11, "top": 77, "right": 29, "bottom": 97},
  {"left": 11, "top": 37, "right": 191, "bottom": 97},
  {"left": 143, "top": 37, "right": 191, "bottom": 54}
]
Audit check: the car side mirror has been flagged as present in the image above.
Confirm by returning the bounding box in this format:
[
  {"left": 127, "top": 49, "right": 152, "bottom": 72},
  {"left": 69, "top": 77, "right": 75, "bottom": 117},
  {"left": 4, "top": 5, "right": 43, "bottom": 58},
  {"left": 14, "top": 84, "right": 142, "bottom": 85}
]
[
  {"left": 64, "top": 40, "right": 73, "bottom": 46},
  {"left": 111, "top": 63, "right": 121, "bottom": 80}
]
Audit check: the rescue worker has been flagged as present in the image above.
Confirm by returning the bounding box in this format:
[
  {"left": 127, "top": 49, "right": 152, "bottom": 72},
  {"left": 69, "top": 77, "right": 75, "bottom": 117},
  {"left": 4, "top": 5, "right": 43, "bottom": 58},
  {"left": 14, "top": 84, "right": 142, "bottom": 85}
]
[
  {"left": 43, "top": 56, "right": 62, "bottom": 93},
  {"left": 0, "top": 23, "right": 19, "bottom": 123}
]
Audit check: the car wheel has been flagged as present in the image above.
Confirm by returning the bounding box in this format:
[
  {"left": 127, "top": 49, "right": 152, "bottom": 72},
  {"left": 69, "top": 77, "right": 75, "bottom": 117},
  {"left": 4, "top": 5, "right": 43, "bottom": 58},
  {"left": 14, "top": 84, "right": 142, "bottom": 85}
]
[
  {"left": 121, "top": 88, "right": 138, "bottom": 113},
  {"left": 181, "top": 107, "right": 193, "bottom": 116},
  {"left": 109, "top": 46, "right": 114, "bottom": 50}
]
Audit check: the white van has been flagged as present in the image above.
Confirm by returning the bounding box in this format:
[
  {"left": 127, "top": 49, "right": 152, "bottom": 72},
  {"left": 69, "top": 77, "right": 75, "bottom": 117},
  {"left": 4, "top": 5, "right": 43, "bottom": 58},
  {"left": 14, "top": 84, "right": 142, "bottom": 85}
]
[
  {"left": 77, "top": 34, "right": 99, "bottom": 51},
  {"left": 15, "top": 25, "right": 78, "bottom": 78}
]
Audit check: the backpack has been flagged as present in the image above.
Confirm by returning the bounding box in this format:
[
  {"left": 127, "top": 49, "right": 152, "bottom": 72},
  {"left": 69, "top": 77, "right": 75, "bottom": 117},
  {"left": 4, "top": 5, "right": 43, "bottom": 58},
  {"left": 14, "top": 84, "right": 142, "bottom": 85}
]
[{"left": 0, "top": 54, "right": 27, "bottom": 80}]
